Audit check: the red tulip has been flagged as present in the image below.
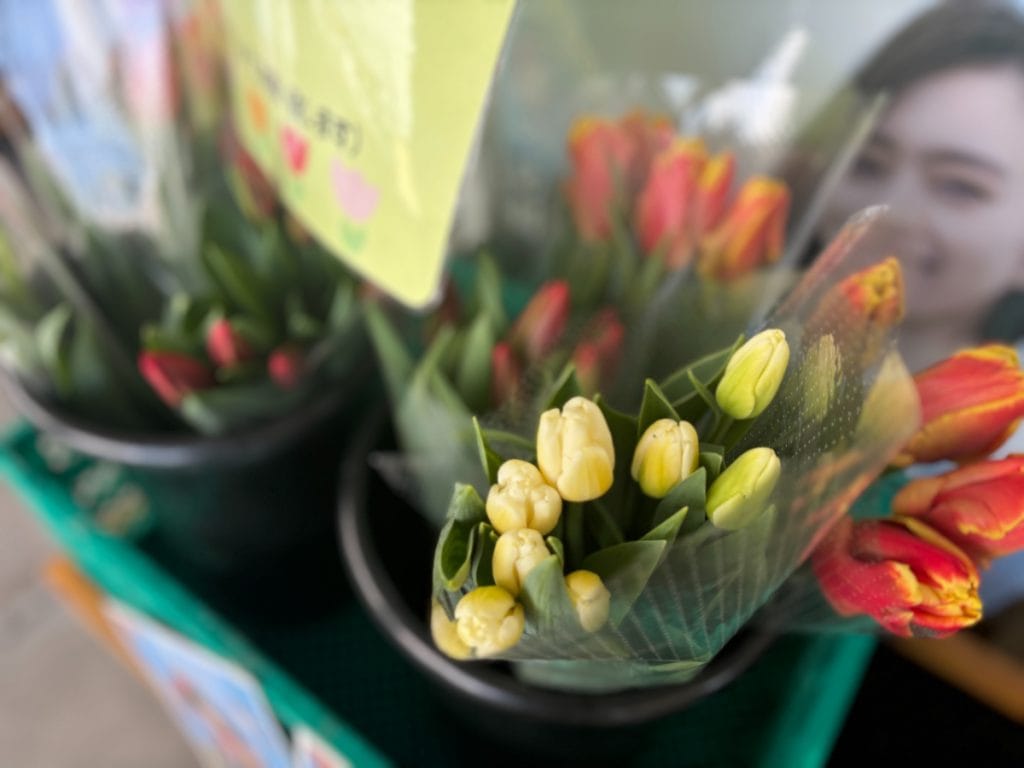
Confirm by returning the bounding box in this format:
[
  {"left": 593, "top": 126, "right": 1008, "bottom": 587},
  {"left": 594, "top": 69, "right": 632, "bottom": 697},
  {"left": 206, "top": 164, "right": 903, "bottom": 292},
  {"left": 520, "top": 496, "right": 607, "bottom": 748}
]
[
  {"left": 633, "top": 139, "right": 707, "bottom": 269},
  {"left": 812, "top": 515, "right": 981, "bottom": 638},
  {"left": 699, "top": 177, "right": 789, "bottom": 280},
  {"left": 268, "top": 346, "right": 304, "bottom": 390},
  {"left": 490, "top": 341, "right": 522, "bottom": 406},
  {"left": 618, "top": 110, "right": 675, "bottom": 193},
  {"left": 564, "top": 118, "right": 635, "bottom": 242},
  {"left": 572, "top": 308, "right": 625, "bottom": 394},
  {"left": 895, "top": 345, "right": 1024, "bottom": 466},
  {"left": 205, "top": 318, "right": 253, "bottom": 369},
  {"left": 138, "top": 351, "right": 213, "bottom": 407},
  {"left": 892, "top": 456, "right": 1024, "bottom": 564},
  {"left": 507, "top": 280, "right": 570, "bottom": 364}
]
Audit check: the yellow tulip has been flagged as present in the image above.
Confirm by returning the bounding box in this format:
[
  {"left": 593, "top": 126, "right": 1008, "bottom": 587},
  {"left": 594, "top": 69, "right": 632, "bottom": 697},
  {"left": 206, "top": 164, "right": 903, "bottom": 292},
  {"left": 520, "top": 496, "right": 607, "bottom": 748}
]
[
  {"left": 492, "top": 529, "right": 551, "bottom": 595},
  {"left": 454, "top": 586, "right": 525, "bottom": 658},
  {"left": 706, "top": 447, "right": 781, "bottom": 530},
  {"left": 565, "top": 570, "right": 611, "bottom": 632},
  {"left": 631, "top": 418, "right": 700, "bottom": 498},
  {"left": 486, "top": 460, "right": 563, "bottom": 534},
  {"left": 537, "top": 396, "right": 615, "bottom": 502},
  {"left": 715, "top": 329, "right": 790, "bottom": 419}
]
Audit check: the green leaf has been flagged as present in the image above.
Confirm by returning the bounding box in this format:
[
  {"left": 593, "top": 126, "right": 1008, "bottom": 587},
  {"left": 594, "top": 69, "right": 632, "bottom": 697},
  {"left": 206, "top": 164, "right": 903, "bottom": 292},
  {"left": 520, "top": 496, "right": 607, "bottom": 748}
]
[
  {"left": 364, "top": 302, "right": 413, "bottom": 403},
  {"left": 660, "top": 338, "right": 743, "bottom": 403},
  {"left": 587, "top": 500, "right": 625, "bottom": 548},
  {"left": 546, "top": 536, "right": 566, "bottom": 567},
  {"left": 447, "top": 482, "right": 487, "bottom": 524},
  {"left": 519, "top": 555, "right": 579, "bottom": 635},
  {"left": 582, "top": 540, "right": 666, "bottom": 626},
  {"left": 545, "top": 362, "right": 583, "bottom": 410},
  {"left": 434, "top": 518, "right": 477, "bottom": 591},
  {"left": 35, "top": 304, "right": 74, "bottom": 395},
  {"left": 698, "top": 445, "right": 725, "bottom": 483},
  {"left": 179, "top": 382, "right": 305, "bottom": 434},
  {"left": 653, "top": 468, "right": 707, "bottom": 531},
  {"left": 454, "top": 312, "right": 494, "bottom": 412},
  {"left": 472, "top": 523, "right": 498, "bottom": 587},
  {"left": 474, "top": 251, "right": 508, "bottom": 333},
  {"left": 594, "top": 395, "right": 639, "bottom": 511},
  {"left": 201, "top": 243, "right": 274, "bottom": 323},
  {"left": 326, "top": 280, "right": 356, "bottom": 332},
  {"left": 642, "top": 506, "right": 688, "bottom": 546},
  {"left": 638, "top": 378, "right": 680, "bottom": 434},
  {"left": 473, "top": 416, "right": 502, "bottom": 484},
  {"left": 285, "top": 292, "right": 322, "bottom": 339}
]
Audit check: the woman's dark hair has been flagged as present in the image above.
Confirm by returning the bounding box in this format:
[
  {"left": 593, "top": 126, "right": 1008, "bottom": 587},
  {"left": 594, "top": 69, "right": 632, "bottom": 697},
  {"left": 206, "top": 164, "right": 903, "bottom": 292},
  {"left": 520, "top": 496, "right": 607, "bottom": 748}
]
[{"left": 855, "top": 1, "right": 1024, "bottom": 95}]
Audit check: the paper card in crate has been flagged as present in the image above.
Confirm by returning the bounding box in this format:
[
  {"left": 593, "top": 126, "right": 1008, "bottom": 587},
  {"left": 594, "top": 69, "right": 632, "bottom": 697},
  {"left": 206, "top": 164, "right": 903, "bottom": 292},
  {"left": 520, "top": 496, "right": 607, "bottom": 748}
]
[{"left": 104, "top": 599, "right": 291, "bottom": 768}]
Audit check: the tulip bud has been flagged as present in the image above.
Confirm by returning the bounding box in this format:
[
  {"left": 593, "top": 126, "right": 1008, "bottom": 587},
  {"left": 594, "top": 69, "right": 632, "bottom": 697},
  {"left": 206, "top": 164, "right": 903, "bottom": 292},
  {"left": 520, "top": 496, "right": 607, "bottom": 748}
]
[
  {"left": 138, "top": 351, "right": 213, "bottom": 407},
  {"left": 268, "top": 345, "right": 304, "bottom": 389},
  {"left": 799, "top": 334, "right": 840, "bottom": 424},
  {"left": 537, "top": 396, "right": 616, "bottom": 502},
  {"left": 205, "top": 318, "right": 252, "bottom": 368},
  {"left": 633, "top": 139, "right": 707, "bottom": 269},
  {"left": 430, "top": 599, "right": 471, "bottom": 660},
  {"left": 486, "top": 460, "right": 563, "bottom": 534},
  {"left": 454, "top": 586, "right": 525, "bottom": 658},
  {"left": 699, "top": 177, "right": 789, "bottom": 280},
  {"left": 715, "top": 329, "right": 790, "bottom": 419},
  {"left": 564, "top": 118, "right": 635, "bottom": 242},
  {"left": 631, "top": 418, "right": 700, "bottom": 498},
  {"left": 695, "top": 152, "right": 736, "bottom": 237},
  {"left": 706, "top": 447, "right": 781, "bottom": 530},
  {"left": 892, "top": 456, "right": 1024, "bottom": 564},
  {"left": 572, "top": 308, "right": 625, "bottom": 394},
  {"left": 565, "top": 570, "right": 611, "bottom": 633},
  {"left": 492, "top": 528, "right": 551, "bottom": 595},
  {"left": 490, "top": 341, "right": 522, "bottom": 406},
  {"left": 507, "top": 280, "right": 570, "bottom": 364},
  {"left": 812, "top": 516, "right": 981, "bottom": 638},
  {"left": 805, "top": 258, "right": 904, "bottom": 363},
  {"left": 894, "top": 345, "right": 1024, "bottom": 466}
]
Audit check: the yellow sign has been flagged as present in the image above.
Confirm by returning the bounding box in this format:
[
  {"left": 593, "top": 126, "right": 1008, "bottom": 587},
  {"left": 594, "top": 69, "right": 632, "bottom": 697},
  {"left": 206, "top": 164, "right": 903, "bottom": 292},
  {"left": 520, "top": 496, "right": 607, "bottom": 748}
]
[{"left": 222, "top": 1, "right": 515, "bottom": 308}]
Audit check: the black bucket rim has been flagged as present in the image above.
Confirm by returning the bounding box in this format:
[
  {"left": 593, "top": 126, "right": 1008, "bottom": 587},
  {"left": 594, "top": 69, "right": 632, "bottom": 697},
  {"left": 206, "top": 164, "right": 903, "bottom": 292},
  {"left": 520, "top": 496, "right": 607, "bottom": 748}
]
[
  {"left": 337, "top": 408, "right": 774, "bottom": 730},
  {"left": 1, "top": 369, "right": 353, "bottom": 470}
]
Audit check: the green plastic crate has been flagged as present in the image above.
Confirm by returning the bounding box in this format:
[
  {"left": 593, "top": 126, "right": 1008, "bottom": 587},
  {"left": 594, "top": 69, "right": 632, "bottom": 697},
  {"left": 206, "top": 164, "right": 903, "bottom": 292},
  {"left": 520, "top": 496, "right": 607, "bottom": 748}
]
[{"left": 1, "top": 422, "right": 874, "bottom": 767}]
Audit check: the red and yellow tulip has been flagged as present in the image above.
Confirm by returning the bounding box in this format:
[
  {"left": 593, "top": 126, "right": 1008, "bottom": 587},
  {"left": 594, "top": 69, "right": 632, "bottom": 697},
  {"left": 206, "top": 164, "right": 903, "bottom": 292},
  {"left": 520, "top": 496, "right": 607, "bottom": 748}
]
[
  {"left": 698, "top": 177, "right": 789, "bottom": 280},
  {"left": 895, "top": 345, "right": 1024, "bottom": 466},
  {"left": 812, "top": 515, "right": 982, "bottom": 638},
  {"left": 633, "top": 139, "right": 707, "bottom": 269},
  {"left": 892, "top": 456, "right": 1024, "bottom": 564},
  {"left": 564, "top": 118, "right": 636, "bottom": 242}
]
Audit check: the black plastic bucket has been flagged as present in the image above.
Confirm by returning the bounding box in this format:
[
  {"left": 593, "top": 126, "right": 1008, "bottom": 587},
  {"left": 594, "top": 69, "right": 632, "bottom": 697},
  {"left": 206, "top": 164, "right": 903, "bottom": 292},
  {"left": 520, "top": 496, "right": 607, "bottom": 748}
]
[{"left": 338, "top": 410, "right": 773, "bottom": 765}]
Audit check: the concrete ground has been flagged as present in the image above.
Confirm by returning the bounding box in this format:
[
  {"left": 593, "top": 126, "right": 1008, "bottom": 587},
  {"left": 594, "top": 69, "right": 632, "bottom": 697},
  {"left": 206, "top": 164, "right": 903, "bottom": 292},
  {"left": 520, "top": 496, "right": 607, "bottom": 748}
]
[{"left": 0, "top": 395, "right": 197, "bottom": 767}]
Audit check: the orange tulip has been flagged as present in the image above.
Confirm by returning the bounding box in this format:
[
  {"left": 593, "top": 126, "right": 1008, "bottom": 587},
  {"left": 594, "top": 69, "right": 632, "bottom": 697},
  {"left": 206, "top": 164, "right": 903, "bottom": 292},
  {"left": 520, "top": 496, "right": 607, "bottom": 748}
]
[
  {"left": 699, "top": 177, "right": 789, "bottom": 280},
  {"left": 892, "top": 456, "right": 1024, "bottom": 564},
  {"left": 895, "top": 345, "right": 1024, "bottom": 466},
  {"left": 633, "top": 139, "right": 707, "bottom": 269},
  {"left": 812, "top": 515, "right": 981, "bottom": 638},
  {"left": 138, "top": 351, "right": 213, "bottom": 407},
  {"left": 507, "top": 280, "right": 570, "bottom": 364},
  {"left": 564, "top": 118, "right": 635, "bottom": 242}
]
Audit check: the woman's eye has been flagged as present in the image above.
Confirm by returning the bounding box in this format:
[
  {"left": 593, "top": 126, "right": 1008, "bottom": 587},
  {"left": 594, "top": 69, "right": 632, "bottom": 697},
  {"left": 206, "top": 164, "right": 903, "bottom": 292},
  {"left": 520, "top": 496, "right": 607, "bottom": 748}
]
[
  {"left": 932, "top": 175, "right": 993, "bottom": 204},
  {"left": 850, "top": 153, "right": 889, "bottom": 181}
]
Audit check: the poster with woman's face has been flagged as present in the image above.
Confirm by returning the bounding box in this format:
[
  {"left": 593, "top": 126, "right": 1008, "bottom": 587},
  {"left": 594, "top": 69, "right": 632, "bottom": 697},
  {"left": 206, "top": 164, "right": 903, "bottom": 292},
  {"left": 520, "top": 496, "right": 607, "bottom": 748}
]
[{"left": 814, "top": 2, "right": 1024, "bottom": 369}]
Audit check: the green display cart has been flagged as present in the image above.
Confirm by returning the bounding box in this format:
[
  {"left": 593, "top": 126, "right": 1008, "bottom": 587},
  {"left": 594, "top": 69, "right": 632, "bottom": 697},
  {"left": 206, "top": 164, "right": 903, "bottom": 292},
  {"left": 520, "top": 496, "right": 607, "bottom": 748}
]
[{"left": 0, "top": 422, "right": 874, "bottom": 767}]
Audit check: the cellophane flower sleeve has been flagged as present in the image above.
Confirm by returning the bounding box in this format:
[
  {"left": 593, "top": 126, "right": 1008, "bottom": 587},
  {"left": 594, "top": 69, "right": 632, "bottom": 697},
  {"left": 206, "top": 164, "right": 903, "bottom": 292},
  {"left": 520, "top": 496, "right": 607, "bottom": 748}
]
[{"left": 428, "top": 209, "right": 922, "bottom": 692}]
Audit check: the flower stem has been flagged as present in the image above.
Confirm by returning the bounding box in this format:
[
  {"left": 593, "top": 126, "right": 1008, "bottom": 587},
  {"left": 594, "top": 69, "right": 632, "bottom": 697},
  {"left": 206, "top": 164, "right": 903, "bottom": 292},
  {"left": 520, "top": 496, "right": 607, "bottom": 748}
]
[{"left": 566, "top": 502, "right": 585, "bottom": 571}]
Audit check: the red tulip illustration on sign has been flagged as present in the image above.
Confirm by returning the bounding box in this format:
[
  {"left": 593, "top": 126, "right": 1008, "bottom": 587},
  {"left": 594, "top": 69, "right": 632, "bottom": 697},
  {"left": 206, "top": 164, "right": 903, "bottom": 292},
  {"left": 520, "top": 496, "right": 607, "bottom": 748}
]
[
  {"left": 281, "top": 126, "right": 310, "bottom": 175},
  {"left": 332, "top": 158, "right": 380, "bottom": 253}
]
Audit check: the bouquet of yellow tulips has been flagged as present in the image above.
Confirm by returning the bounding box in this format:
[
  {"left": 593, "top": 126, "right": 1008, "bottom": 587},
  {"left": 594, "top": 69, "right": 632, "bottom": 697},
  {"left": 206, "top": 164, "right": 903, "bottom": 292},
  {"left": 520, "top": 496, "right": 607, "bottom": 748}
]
[{"left": 427, "top": 211, "right": 924, "bottom": 692}]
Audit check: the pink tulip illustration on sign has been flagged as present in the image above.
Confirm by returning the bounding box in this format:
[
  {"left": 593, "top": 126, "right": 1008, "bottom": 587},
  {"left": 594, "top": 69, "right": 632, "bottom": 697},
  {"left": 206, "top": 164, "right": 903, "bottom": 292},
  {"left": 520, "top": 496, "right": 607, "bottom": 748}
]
[
  {"left": 281, "top": 126, "right": 310, "bottom": 175},
  {"left": 331, "top": 158, "right": 380, "bottom": 253}
]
